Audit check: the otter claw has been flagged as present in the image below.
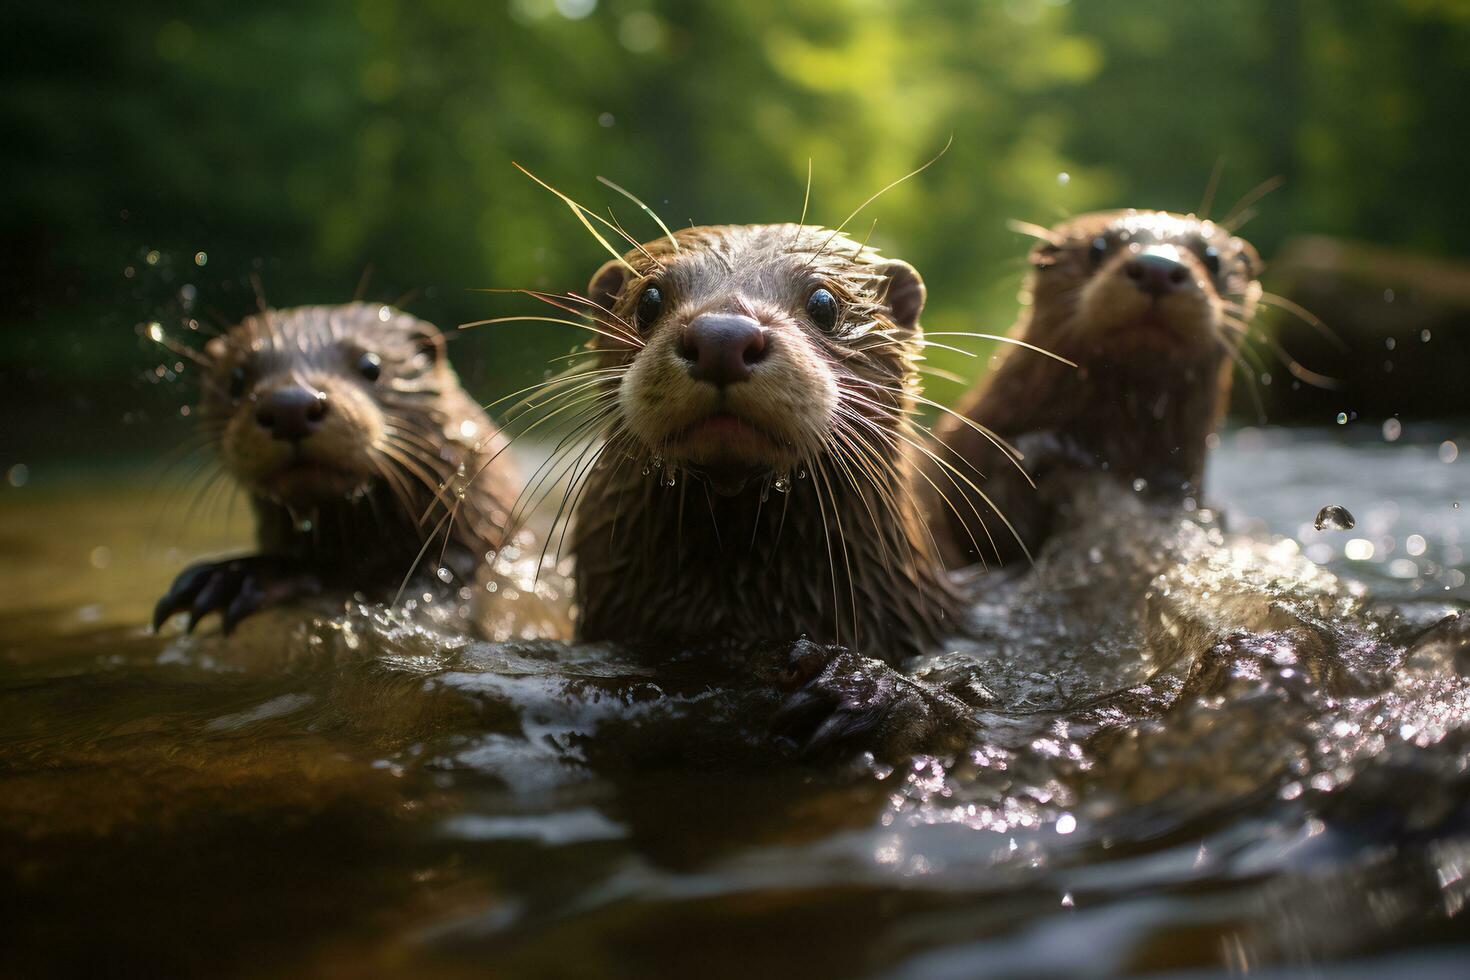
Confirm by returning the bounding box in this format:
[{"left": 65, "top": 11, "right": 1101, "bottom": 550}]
[
  {"left": 773, "top": 645, "right": 975, "bottom": 761},
  {"left": 153, "top": 556, "right": 322, "bottom": 635}
]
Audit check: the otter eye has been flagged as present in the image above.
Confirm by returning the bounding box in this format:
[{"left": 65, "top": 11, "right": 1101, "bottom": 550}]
[
  {"left": 635, "top": 286, "right": 663, "bottom": 328},
  {"left": 806, "top": 287, "right": 839, "bottom": 331},
  {"left": 228, "top": 366, "right": 247, "bottom": 399},
  {"left": 1089, "top": 237, "right": 1109, "bottom": 267},
  {"left": 1202, "top": 246, "right": 1222, "bottom": 276},
  {"left": 357, "top": 351, "right": 382, "bottom": 382}
]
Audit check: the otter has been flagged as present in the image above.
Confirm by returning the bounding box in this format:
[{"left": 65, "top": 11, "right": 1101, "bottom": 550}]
[
  {"left": 930, "top": 210, "right": 1263, "bottom": 567},
  {"left": 534, "top": 224, "right": 974, "bottom": 756},
  {"left": 153, "top": 303, "right": 517, "bottom": 634}
]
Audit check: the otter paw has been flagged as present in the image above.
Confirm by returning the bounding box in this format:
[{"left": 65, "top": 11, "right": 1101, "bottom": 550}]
[
  {"left": 772, "top": 646, "right": 975, "bottom": 761},
  {"left": 152, "top": 556, "right": 323, "bottom": 635}
]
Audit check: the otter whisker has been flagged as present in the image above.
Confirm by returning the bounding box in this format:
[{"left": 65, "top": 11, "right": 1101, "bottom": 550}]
[
  {"left": 484, "top": 366, "right": 626, "bottom": 415},
  {"left": 543, "top": 431, "right": 619, "bottom": 577},
  {"left": 1220, "top": 175, "right": 1285, "bottom": 230},
  {"left": 513, "top": 163, "right": 652, "bottom": 274},
  {"left": 852, "top": 407, "right": 1021, "bottom": 564},
  {"left": 1256, "top": 291, "right": 1347, "bottom": 351},
  {"left": 825, "top": 432, "right": 901, "bottom": 584},
  {"left": 805, "top": 455, "right": 846, "bottom": 646},
  {"left": 597, "top": 175, "right": 681, "bottom": 255},
  {"left": 917, "top": 363, "right": 973, "bottom": 385},
  {"left": 392, "top": 501, "right": 459, "bottom": 607},
  {"left": 1197, "top": 157, "right": 1227, "bottom": 220},
  {"left": 499, "top": 403, "right": 621, "bottom": 546},
  {"left": 922, "top": 332, "right": 1077, "bottom": 367},
  {"left": 473, "top": 288, "right": 638, "bottom": 334},
  {"left": 1220, "top": 338, "right": 1269, "bottom": 424},
  {"left": 1006, "top": 219, "right": 1064, "bottom": 246},
  {"left": 459, "top": 315, "right": 644, "bottom": 350},
  {"left": 804, "top": 134, "right": 953, "bottom": 269},
  {"left": 1222, "top": 315, "right": 1342, "bottom": 390}
]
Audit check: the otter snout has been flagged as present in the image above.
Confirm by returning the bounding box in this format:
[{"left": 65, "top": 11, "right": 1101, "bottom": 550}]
[
  {"left": 1124, "top": 247, "right": 1193, "bottom": 297},
  {"left": 255, "top": 385, "right": 328, "bottom": 442},
  {"left": 679, "top": 313, "right": 768, "bottom": 387}
]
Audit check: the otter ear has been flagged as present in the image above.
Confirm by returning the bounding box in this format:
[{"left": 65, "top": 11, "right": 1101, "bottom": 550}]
[
  {"left": 588, "top": 260, "right": 632, "bottom": 313},
  {"left": 880, "top": 261, "right": 925, "bottom": 331},
  {"left": 413, "top": 323, "right": 447, "bottom": 368}
]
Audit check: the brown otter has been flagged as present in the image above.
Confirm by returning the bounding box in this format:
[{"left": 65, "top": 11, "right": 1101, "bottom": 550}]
[
  {"left": 534, "top": 224, "right": 974, "bottom": 756},
  {"left": 153, "top": 303, "right": 517, "bottom": 634},
  {"left": 931, "top": 210, "right": 1263, "bottom": 567}
]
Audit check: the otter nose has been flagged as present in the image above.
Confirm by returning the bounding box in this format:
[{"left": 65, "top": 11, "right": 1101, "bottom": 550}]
[
  {"left": 680, "top": 313, "right": 767, "bottom": 387},
  {"left": 1124, "top": 249, "right": 1193, "bottom": 297},
  {"left": 255, "top": 385, "right": 328, "bottom": 442}
]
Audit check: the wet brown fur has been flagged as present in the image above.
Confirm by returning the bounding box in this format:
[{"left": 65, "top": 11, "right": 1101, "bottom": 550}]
[
  {"left": 200, "top": 303, "right": 515, "bottom": 591},
  {"left": 931, "top": 210, "right": 1263, "bottom": 567},
  {"left": 566, "top": 225, "right": 964, "bottom": 665}
]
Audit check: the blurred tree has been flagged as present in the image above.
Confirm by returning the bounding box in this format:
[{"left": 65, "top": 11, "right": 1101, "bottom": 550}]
[{"left": 1, "top": 0, "right": 1467, "bottom": 460}]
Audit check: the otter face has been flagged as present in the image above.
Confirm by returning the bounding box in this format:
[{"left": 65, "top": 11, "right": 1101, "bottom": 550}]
[
  {"left": 1025, "top": 211, "right": 1262, "bottom": 361},
  {"left": 201, "top": 304, "right": 450, "bottom": 507},
  {"left": 584, "top": 224, "right": 925, "bottom": 486}
]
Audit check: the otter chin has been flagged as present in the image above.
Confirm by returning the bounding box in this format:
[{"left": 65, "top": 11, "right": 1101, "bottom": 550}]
[{"left": 930, "top": 209, "right": 1264, "bottom": 567}]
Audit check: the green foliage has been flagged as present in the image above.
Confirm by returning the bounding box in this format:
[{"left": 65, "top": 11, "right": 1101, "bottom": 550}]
[{"left": 3, "top": 0, "right": 1468, "bottom": 453}]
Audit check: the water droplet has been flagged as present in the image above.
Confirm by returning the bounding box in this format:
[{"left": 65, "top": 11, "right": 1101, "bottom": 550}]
[
  {"left": 662, "top": 470, "right": 676, "bottom": 487},
  {"left": 1055, "top": 813, "right": 1077, "bottom": 834},
  {"left": 436, "top": 567, "right": 453, "bottom": 584},
  {"left": 1385, "top": 337, "right": 1396, "bottom": 350},
  {"left": 1422, "top": 329, "right": 1432, "bottom": 342},
  {"left": 378, "top": 305, "right": 392, "bottom": 322},
  {"left": 1406, "top": 534, "right": 1428, "bottom": 556},
  {"left": 1382, "top": 418, "right": 1402, "bottom": 442},
  {"left": 1056, "top": 171, "right": 1071, "bottom": 186},
  {"left": 797, "top": 467, "right": 807, "bottom": 479},
  {"left": 774, "top": 475, "right": 791, "bottom": 493},
  {"left": 1131, "top": 478, "right": 1148, "bottom": 492},
  {"left": 193, "top": 251, "right": 208, "bottom": 267},
  {"left": 1344, "top": 537, "right": 1375, "bottom": 561},
  {"left": 1439, "top": 441, "right": 1459, "bottom": 464},
  {"left": 1314, "top": 504, "right": 1356, "bottom": 531},
  {"left": 1335, "top": 412, "right": 1348, "bottom": 425},
  {"left": 1061, "top": 892, "right": 1075, "bottom": 908},
  {"left": 147, "top": 322, "right": 165, "bottom": 343},
  {"left": 650, "top": 453, "right": 664, "bottom": 469},
  {"left": 145, "top": 249, "right": 161, "bottom": 266}
]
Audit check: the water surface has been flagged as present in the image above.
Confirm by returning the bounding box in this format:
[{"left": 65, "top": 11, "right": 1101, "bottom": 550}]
[{"left": 2, "top": 427, "right": 1468, "bottom": 978}]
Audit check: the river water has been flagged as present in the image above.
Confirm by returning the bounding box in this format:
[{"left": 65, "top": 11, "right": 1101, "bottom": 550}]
[{"left": 2, "top": 425, "right": 1467, "bottom": 978}]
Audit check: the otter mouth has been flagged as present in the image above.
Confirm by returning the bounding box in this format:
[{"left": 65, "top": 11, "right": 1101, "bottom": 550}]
[
  {"left": 256, "top": 455, "right": 372, "bottom": 504},
  {"left": 669, "top": 411, "right": 784, "bottom": 461}
]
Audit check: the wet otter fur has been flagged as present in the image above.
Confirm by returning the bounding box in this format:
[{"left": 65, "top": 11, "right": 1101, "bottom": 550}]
[
  {"left": 153, "top": 303, "right": 517, "bottom": 634},
  {"left": 567, "top": 224, "right": 964, "bottom": 662},
  {"left": 519, "top": 224, "right": 974, "bottom": 757},
  {"left": 931, "top": 210, "right": 1263, "bottom": 567}
]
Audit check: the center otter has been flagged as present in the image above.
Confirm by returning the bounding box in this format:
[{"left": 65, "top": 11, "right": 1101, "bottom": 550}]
[{"left": 565, "top": 224, "right": 963, "bottom": 663}]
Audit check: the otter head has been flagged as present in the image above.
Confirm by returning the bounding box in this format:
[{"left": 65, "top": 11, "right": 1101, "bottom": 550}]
[
  {"left": 584, "top": 224, "right": 926, "bottom": 492},
  {"left": 201, "top": 303, "right": 455, "bottom": 508},
  {"left": 1024, "top": 210, "right": 1262, "bottom": 364}
]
